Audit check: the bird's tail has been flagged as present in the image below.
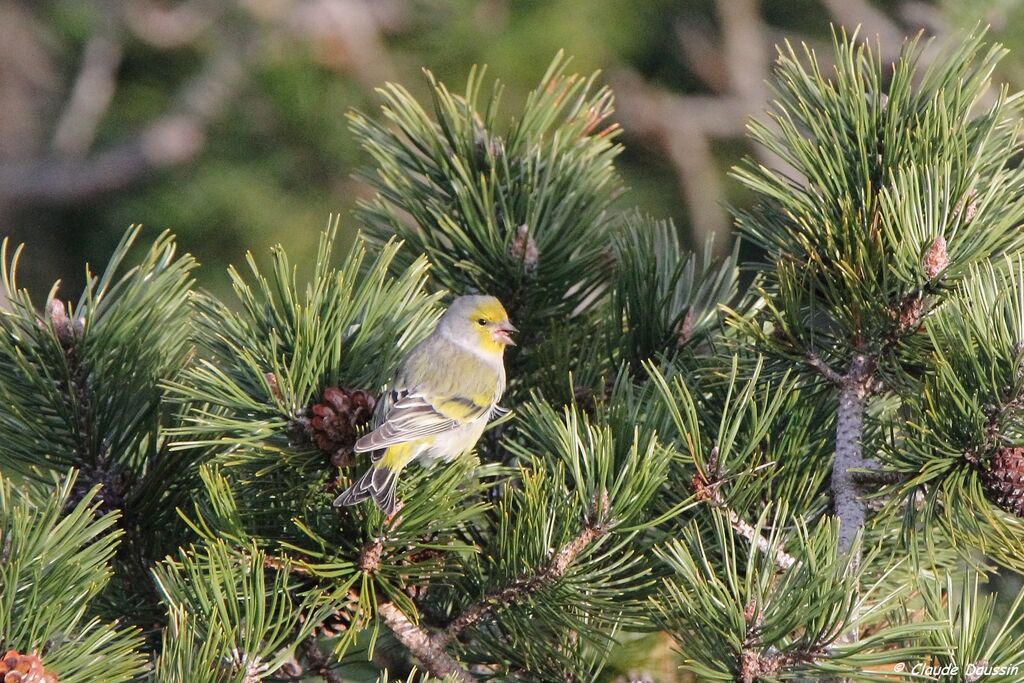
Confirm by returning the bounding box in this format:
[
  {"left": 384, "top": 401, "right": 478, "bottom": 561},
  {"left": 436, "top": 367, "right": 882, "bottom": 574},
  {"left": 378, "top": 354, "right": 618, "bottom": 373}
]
[{"left": 333, "top": 464, "right": 399, "bottom": 515}]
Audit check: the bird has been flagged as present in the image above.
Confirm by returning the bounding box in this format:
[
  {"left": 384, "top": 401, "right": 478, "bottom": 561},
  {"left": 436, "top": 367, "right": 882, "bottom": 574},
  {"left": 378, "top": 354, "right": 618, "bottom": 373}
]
[{"left": 333, "top": 295, "right": 516, "bottom": 515}]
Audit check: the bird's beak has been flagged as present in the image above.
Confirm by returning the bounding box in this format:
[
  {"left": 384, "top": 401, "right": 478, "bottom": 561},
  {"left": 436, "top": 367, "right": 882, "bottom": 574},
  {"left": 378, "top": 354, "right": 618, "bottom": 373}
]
[{"left": 493, "top": 321, "right": 518, "bottom": 346}]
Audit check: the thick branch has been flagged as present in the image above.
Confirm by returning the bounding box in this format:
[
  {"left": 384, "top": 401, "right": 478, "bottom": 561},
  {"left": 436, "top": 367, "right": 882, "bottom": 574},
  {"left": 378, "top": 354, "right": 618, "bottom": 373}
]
[
  {"left": 715, "top": 0, "right": 767, "bottom": 103},
  {"left": 51, "top": 4, "right": 123, "bottom": 157},
  {"left": 377, "top": 602, "right": 473, "bottom": 682},
  {"left": 832, "top": 355, "right": 873, "bottom": 560}
]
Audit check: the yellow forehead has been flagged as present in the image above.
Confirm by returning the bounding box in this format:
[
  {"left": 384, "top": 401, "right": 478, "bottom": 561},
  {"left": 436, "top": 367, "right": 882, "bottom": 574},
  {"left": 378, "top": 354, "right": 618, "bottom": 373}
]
[{"left": 470, "top": 299, "right": 509, "bottom": 321}]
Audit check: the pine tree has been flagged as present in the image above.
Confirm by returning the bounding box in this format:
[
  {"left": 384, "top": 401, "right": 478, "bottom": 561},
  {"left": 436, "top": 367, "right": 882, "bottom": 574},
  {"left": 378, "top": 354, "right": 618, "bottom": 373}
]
[{"left": 1, "top": 31, "right": 1024, "bottom": 683}]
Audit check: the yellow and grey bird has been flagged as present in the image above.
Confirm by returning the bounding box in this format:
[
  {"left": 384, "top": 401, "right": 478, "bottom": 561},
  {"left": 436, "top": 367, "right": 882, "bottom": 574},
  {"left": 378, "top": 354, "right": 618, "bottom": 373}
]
[{"left": 333, "top": 295, "right": 516, "bottom": 514}]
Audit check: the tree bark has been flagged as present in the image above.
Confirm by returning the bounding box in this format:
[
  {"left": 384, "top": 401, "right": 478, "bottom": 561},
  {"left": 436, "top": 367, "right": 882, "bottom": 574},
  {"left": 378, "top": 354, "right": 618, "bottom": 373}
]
[
  {"left": 832, "top": 354, "right": 873, "bottom": 562},
  {"left": 378, "top": 602, "right": 473, "bottom": 682}
]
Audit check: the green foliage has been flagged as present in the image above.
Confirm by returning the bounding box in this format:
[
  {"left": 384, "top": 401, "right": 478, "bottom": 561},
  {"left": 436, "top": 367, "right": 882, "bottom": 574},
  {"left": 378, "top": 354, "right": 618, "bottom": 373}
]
[
  {"left": 351, "top": 55, "right": 622, "bottom": 339},
  {"left": 153, "top": 541, "right": 340, "bottom": 682},
  {"left": 914, "top": 572, "right": 1024, "bottom": 682},
  {"left": 5, "top": 28, "right": 1024, "bottom": 683},
  {"left": 653, "top": 510, "right": 932, "bottom": 681},
  {"left": 0, "top": 227, "right": 198, "bottom": 625},
  {"left": 176, "top": 220, "right": 439, "bottom": 418},
  {"left": 881, "top": 259, "right": 1024, "bottom": 571},
  {"left": 425, "top": 399, "right": 668, "bottom": 678},
  {"left": 166, "top": 222, "right": 445, "bottom": 562},
  {"left": 649, "top": 357, "right": 834, "bottom": 520},
  {"left": 0, "top": 474, "right": 146, "bottom": 683},
  {"left": 0, "top": 227, "right": 194, "bottom": 482},
  {"left": 734, "top": 31, "right": 1024, "bottom": 376},
  {"left": 611, "top": 214, "right": 741, "bottom": 368}
]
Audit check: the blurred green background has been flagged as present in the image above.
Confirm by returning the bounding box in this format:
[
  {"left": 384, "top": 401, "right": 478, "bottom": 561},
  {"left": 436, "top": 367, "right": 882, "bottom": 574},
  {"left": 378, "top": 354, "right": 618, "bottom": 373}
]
[{"left": 5, "top": 0, "right": 1015, "bottom": 305}]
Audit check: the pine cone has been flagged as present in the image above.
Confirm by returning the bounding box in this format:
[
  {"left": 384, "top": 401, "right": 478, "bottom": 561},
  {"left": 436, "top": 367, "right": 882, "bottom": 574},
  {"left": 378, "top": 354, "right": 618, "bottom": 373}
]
[
  {"left": 675, "top": 308, "right": 696, "bottom": 347},
  {"left": 302, "top": 590, "right": 359, "bottom": 638},
  {"left": 922, "top": 235, "right": 949, "bottom": 280},
  {"left": 509, "top": 224, "right": 539, "bottom": 274},
  {"left": 981, "top": 446, "right": 1024, "bottom": 517},
  {"left": 312, "top": 609, "right": 353, "bottom": 638},
  {"left": 890, "top": 293, "right": 925, "bottom": 334},
  {"left": 0, "top": 650, "right": 58, "bottom": 683},
  {"left": 306, "top": 387, "right": 375, "bottom": 467}
]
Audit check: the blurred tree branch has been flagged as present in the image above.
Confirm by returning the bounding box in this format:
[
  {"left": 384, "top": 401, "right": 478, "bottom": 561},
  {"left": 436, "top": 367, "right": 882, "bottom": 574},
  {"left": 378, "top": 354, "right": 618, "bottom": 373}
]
[
  {"left": 0, "top": 0, "right": 403, "bottom": 209},
  {"left": 125, "top": 0, "right": 227, "bottom": 49},
  {"left": 614, "top": 0, "right": 930, "bottom": 251},
  {"left": 0, "top": 32, "right": 251, "bottom": 206},
  {"left": 51, "top": 1, "right": 124, "bottom": 157}
]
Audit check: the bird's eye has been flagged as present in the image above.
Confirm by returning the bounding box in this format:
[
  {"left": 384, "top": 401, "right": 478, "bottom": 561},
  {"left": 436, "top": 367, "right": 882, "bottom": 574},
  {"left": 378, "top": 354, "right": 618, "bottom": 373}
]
[{"left": 476, "top": 318, "right": 487, "bottom": 326}]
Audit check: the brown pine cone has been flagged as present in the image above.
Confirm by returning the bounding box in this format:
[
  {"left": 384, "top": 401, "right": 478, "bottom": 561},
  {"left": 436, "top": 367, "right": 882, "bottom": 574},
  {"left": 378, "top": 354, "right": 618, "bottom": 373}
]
[
  {"left": 890, "top": 293, "right": 925, "bottom": 335},
  {"left": 306, "top": 387, "right": 376, "bottom": 467},
  {"left": 982, "top": 446, "right": 1024, "bottom": 518},
  {"left": 0, "top": 650, "right": 58, "bottom": 683}
]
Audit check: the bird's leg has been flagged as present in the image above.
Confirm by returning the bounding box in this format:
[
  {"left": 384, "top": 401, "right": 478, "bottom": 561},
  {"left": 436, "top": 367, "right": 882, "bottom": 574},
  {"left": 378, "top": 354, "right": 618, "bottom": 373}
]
[{"left": 385, "top": 500, "right": 406, "bottom": 526}]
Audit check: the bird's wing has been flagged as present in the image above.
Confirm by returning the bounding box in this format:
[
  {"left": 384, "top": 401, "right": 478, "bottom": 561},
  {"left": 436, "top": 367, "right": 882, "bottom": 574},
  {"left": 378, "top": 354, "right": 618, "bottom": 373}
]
[{"left": 354, "top": 388, "right": 493, "bottom": 453}]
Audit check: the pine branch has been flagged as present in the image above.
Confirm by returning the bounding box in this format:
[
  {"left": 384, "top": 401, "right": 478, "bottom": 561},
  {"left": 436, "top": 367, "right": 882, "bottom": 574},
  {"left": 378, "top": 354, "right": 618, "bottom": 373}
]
[
  {"left": 377, "top": 602, "right": 472, "bottom": 682},
  {"left": 375, "top": 493, "right": 613, "bottom": 678},
  {"left": 439, "top": 497, "right": 611, "bottom": 646},
  {"left": 0, "top": 474, "right": 147, "bottom": 682},
  {"left": 154, "top": 542, "right": 341, "bottom": 681},
  {"left": 654, "top": 513, "right": 926, "bottom": 681},
  {"left": 726, "top": 508, "right": 797, "bottom": 572},
  {"left": 693, "top": 464, "right": 796, "bottom": 571}
]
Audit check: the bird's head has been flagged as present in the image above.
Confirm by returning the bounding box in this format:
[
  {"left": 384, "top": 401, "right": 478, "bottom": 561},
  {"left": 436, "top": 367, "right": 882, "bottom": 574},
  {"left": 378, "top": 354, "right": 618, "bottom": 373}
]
[{"left": 439, "top": 295, "right": 517, "bottom": 355}]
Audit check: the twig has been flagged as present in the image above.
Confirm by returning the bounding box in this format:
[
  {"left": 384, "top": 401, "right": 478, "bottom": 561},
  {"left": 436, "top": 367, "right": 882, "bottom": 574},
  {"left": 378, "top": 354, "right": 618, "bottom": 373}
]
[
  {"left": 674, "top": 18, "right": 729, "bottom": 93},
  {"left": 806, "top": 353, "right": 843, "bottom": 386},
  {"left": 376, "top": 492, "right": 614, "bottom": 680},
  {"left": 377, "top": 602, "right": 473, "bottom": 682},
  {"left": 693, "top": 467, "right": 796, "bottom": 572},
  {"left": 262, "top": 554, "right": 317, "bottom": 577},
  {"left": 726, "top": 508, "right": 796, "bottom": 570}
]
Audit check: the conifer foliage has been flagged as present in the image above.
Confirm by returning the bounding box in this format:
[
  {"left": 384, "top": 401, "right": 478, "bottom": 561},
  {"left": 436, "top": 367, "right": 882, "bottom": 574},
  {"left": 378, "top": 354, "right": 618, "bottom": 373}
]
[{"left": 1, "top": 31, "right": 1024, "bottom": 683}]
